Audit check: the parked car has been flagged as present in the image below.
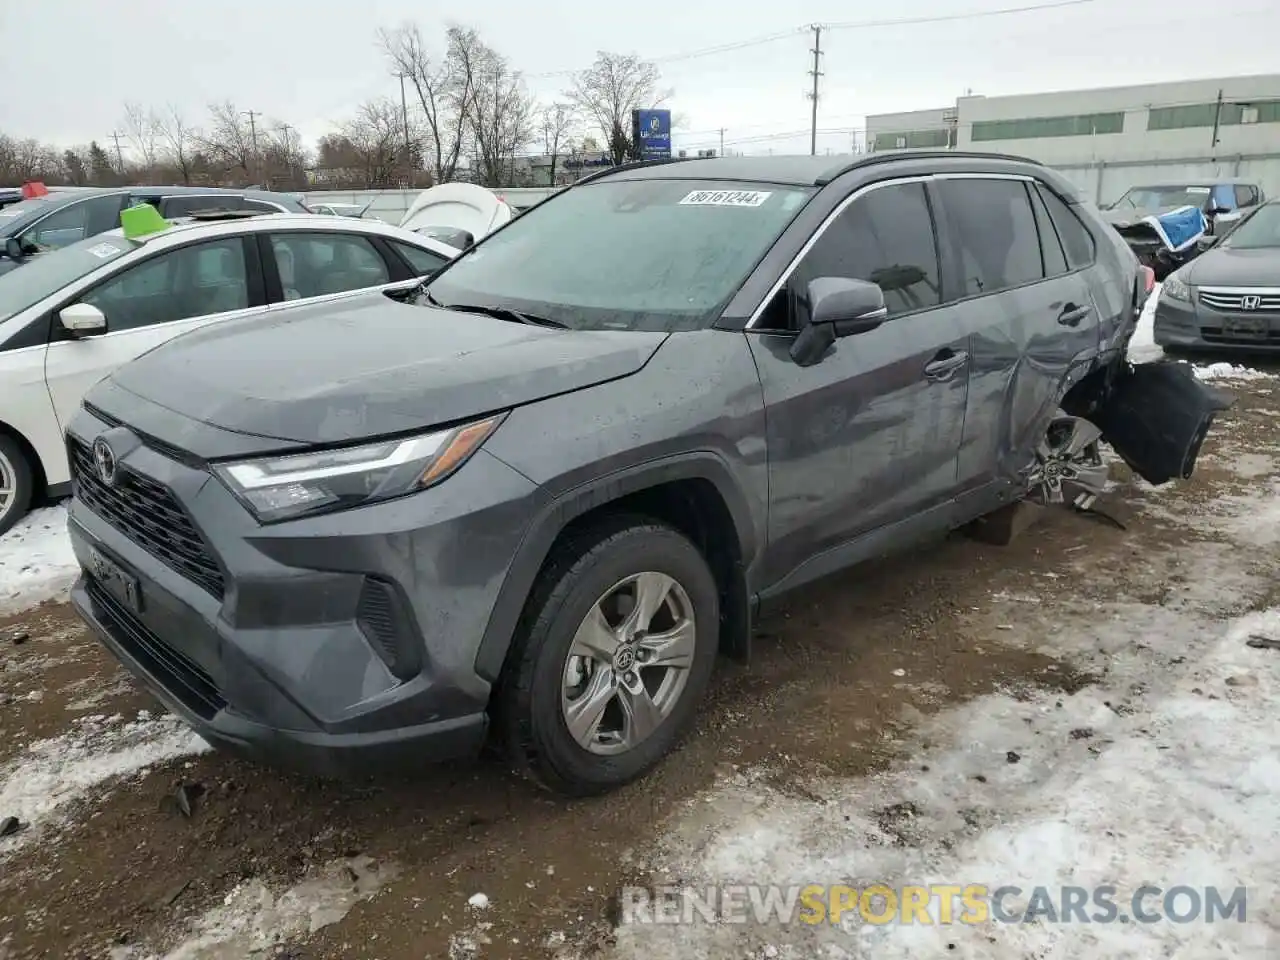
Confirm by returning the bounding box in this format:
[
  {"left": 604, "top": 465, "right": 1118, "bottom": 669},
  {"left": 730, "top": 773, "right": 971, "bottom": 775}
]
[
  {"left": 1153, "top": 199, "right": 1280, "bottom": 351},
  {"left": 1101, "top": 179, "right": 1267, "bottom": 279},
  {"left": 0, "top": 210, "right": 456, "bottom": 534},
  {"left": 0, "top": 184, "right": 311, "bottom": 276},
  {"left": 65, "top": 152, "right": 1220, "bottom": 796},
  {"left": 399, "top": 182, "right": 513, "bottom": 250}
]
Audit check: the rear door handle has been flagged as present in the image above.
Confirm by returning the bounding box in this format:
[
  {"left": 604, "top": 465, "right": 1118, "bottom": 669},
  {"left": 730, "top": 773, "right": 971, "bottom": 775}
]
[
  {"left": 1058, "top": 303, "right": 1091, "bottom": 327},
  {"left": 924, "top": 351, "right": 969, "bottom": 382}
]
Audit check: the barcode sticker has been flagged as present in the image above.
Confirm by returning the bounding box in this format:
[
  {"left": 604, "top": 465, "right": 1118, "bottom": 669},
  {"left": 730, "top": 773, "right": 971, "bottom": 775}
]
[{"left": 678, "top": 190, "right": 773, "bottom": 207}]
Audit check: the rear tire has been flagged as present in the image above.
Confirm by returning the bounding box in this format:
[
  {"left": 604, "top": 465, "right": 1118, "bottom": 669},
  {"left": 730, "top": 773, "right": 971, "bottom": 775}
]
[
  {"left": 0, "top": 437, "right": 33, "bottom": 538},
  {"left": 497, "top": 518, "right": 719, "bottom": 796}
]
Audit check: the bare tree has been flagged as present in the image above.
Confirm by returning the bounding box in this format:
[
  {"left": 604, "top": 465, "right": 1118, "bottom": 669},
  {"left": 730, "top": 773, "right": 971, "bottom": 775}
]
[
  {"left": 158, "top": 106, "right": 198, "bottom": 184},
  {"left": 199, "top": 101, "right": 255, "bottom": 183},
  {"left": 570, "top": 52, "right": 666, "bottom": 165},
  {"left": 380, "top": 23, "right": 470, "bottom": 185},
  {"left": 324, "top": 97, "right": 415, "bottom": 187},
  {"left": 541, "top": 102, "right": 578, "bottom": 186},
  {"left": 121, "top": 102, "right": 161, "bottom": 181},
  {"left": 450, "top": 28, "right": 535, "bottom": 187}
]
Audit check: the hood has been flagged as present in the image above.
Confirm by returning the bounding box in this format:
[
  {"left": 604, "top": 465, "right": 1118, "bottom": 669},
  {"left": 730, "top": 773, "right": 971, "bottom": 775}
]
[
  {"left": 1101, "top": 205, "right": 1194, "bottom": 230},
  {"left": 101, "top": 292, "right": 668, "bottom": 447},
  {"left": 1186, "top": 246, "right": 1280, "bottom": 286}
]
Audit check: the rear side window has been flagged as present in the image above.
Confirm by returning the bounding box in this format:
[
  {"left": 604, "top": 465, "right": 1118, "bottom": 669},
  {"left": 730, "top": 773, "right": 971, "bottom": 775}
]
[
  {"left": 791, "top": 181, "right": 941, "bottom": 318},
  {"left": 164, "top": 196, "right": 238, "bottom": 217},
  {"left": 241, "top": 198, "right": 284, "bottom": 213},
  {"left": 1028, "top": 185, "right": 1069, "bottom": 277},
  {"left": 391, "top": 240, "right": 448, "bottom": 276},
  {"left": 1036, "top": 185, "right": 1095, "bottom": 269},
  {"left": 1235, "top": 185, "right": 1259, "bottom": 208},
  {"left": 935, "top": 179, "right": 1042, "bottom": 296}
]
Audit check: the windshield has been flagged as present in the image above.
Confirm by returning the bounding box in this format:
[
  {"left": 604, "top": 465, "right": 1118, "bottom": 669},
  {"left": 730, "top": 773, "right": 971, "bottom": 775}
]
[
  {"left": 0, "top": 233, "right": 133, "bottom": 322},
  {"left": 425, "top": 179, "right": 815, "bottom": 331},
  {"left": 1113, "top": 185, "right": 1211, "bottom": 212},
  {"left": 1222, "top": 204, "right": 1280, "bottom": 249}
]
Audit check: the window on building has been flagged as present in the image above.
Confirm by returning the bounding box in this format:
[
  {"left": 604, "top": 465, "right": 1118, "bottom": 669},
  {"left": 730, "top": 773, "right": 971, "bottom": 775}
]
[
  {"left": 970, "top": 112, "right": 1125, "bottom": 142},
  {"left": 1148, "top": 100, "right": 1280, "bottom": 131},
  {"left": 871, "top": 128, "right": 950, "bottom": 151}
]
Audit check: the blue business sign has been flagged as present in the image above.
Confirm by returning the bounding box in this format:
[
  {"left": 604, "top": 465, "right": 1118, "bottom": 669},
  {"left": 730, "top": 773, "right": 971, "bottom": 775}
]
[{"left": 632, "top": 109, "right": 672, "bottom": 160}]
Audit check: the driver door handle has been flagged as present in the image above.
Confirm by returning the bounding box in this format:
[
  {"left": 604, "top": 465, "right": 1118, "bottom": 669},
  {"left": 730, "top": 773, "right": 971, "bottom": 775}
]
[
  {"left": 1058, "top": 303, "right": 1091, "bottom": 327},
  {"left": 924, "top": 350, "right": 969, "bottom": 382}
]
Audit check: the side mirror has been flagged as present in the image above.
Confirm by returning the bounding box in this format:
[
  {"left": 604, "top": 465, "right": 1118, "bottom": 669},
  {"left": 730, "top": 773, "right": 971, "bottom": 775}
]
[
  {"left": 789, "top": 278, "right": 888, "bottom": 367},
  {"left": 1208, "top": 205, "right": 1231, "bottom": 217},
  {"left": 59, "top": 302, "right": 107, "bottom": 337},
  {"left": 3, "top": 237, "right": 22, "bottom": 261}
]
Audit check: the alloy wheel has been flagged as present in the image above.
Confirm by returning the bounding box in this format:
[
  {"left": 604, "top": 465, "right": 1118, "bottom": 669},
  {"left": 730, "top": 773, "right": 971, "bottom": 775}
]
[{"left": 560, "top": 571, "right": 696, "bottom": 756}]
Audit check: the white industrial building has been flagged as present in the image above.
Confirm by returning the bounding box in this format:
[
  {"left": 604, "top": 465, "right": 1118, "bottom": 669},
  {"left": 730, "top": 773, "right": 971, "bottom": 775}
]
[{"left": 867, "top": 73, "right": 1280, "bottom": 205}]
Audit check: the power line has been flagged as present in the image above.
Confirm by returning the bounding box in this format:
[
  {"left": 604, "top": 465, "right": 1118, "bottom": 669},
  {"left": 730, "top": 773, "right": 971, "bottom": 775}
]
[{"left": 824, "top": 0, "right": 1094, "bottom": 31}]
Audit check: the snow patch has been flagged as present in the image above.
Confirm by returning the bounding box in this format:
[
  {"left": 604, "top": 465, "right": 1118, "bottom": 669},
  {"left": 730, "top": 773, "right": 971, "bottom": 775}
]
[
  {"left": 1126, "top": 285, "right": 1163, "bottom": 363},
  {"left": 135, "top": 856, "right": 399, "bottom": 960},
  {"left": 0, "top": 503, "right": 78, "bottom": 615},
  {"left": 1193, "top": 362, "right": 1273, "bottom": 382},
  {"left": 0, "top": 714, "right": 209, "bottom": 857}
]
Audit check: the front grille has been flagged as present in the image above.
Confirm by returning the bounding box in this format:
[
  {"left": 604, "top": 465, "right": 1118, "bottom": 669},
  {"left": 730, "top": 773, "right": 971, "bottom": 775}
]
[
  {"left": 86, "top": 578, "right": 226, "bottom": 719},
  {"left": 69, "top": 437, "right": 225, "bottom": 599},
  {"left": 1198, "top": 290, "right": 1280, "bottom": 312}
]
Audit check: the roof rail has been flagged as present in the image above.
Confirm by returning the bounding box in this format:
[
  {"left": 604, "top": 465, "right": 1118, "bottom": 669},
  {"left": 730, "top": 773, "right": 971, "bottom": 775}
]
[
  {"left": 572, "top": 156, "right": 697, "bottom": 187},
  {"left": 815, "top": 149, "right": 1042, "bottom": 185}
]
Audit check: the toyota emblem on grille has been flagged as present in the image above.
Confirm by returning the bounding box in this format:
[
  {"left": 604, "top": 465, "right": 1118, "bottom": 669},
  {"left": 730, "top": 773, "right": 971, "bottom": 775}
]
[
  {"left": 1242, "top": 295, "right": 1262, "bottom": 311},
  {"left": 92, "top": 437, "right": 117, "bottom": 486}
]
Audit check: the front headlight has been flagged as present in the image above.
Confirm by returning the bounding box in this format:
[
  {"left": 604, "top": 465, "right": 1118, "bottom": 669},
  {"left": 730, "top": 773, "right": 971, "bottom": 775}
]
[
  {"left": 1162, "top": 271, "right": 1192, "bottom": 302},
  {"left": 215, "top": 414, "right": 504, "bottom": 523}
]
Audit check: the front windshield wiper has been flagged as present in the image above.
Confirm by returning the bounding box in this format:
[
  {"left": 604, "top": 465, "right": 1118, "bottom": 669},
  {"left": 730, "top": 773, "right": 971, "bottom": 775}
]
[{"left": 437, "top": 301, "right": 568, "bottom": 329}]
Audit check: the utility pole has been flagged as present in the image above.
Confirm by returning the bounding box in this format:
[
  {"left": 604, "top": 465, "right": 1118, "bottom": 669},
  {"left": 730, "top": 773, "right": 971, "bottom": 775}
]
[
  {"left": 1210, "top": 88, "right": 1224, "bottom": 149},
  {"left": 807, "top": 24, "right": 823, "bottom": 157},
  {"left": 398, "top": 73, "right": 411, "bottom": 155},
  {"left": 109, "top": 131, "right": 125, "bottom": 174},
  {"left": 719, "top": 127, "right": 725, "bottom": 157},
  {"left": 242, "top": 110, "right": 260, "bottom": 184}
]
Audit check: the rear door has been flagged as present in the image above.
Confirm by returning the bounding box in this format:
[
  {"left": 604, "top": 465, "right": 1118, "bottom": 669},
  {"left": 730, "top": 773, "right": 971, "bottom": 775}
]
[
  {"left": 748, "top": 179, "right": 971, "bottom": 587},
  {"left": 44, "top": 235, "right": 266, "bottom": 432},
  {"left": 933, "top": 175, "right": 1098, "bottom": 493},
  {"left": 258, "top": 230, "right": 402, "bottom": 304}
]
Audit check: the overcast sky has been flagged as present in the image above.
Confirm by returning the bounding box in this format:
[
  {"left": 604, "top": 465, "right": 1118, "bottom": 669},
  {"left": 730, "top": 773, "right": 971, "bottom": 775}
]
[{"left": 2, "top": 0, "right": 1277, "bottom": 159}]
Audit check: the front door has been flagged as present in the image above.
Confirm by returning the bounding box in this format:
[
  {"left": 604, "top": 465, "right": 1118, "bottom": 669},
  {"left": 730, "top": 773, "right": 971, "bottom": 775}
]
[
  {"left": 747, "top": 180, "right": 970, "bottom": 590},
  {"left": 44, "top": 236, "right": 263, "bottom": 435}
]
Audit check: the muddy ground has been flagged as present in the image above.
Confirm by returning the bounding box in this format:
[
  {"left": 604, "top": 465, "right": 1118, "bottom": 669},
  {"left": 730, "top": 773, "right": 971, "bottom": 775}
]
[{"left": 0, "top": 376, "right": 1273, "bottom": 960}]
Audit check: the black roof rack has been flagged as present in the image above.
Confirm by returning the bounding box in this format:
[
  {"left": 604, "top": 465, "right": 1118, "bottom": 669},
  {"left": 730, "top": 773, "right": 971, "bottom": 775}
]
[{"left": 814, "top": 149, "right": 1041, "bottom": 185}]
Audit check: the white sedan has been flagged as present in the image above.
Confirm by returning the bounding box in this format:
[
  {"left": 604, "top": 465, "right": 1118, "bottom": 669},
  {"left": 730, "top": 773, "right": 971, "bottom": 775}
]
[{"left": 0, "top": 212, "right": 456, "bottom": 534}]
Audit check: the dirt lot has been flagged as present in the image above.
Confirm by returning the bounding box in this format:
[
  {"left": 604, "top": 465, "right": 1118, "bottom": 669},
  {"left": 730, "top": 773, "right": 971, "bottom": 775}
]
[{"left": 0, "top": 374, "right": 1275, "bottom": 960}]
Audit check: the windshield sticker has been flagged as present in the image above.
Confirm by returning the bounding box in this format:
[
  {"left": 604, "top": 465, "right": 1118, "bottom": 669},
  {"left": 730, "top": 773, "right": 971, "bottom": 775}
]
[
  {"left": 1187, "top": 187, "right": 1212, "bottom": 194},
  {"left": 678, "top": 190, "right": 773, "bottom": 207},
  {"left": 86, "top": 242, "right": 122, "bottom": 259}
]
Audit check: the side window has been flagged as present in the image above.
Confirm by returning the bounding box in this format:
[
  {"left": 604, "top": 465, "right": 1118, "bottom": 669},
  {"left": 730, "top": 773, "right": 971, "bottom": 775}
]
[
  {"left": 24, "top": 202, "right": 89, "bottom": 250},
  {"left": 790, "top": 181, "right": 941, "bottom": 320},
  {"left": 80, "top": 238, "right": 249, "bottom": 331},
  {"left": 935, "top": 178, "right": 1043, "bottom": 297},
  {"left": 269, "top": 233, "right": 391, "bottom": 300},
  {"left": 1028, "top": 184, "right": 1069, "bottom": 277},
  {"left": 1036, "top": 185, "right": 1095, "bottom": 270},
  {"left": 390, "top": 240, "right": 448, "bottom": 276},
  {"left": 1235, "top": 185, "right": 1258, "bottom": 208},
  {"left": 1210, "top": 184, "right": 1236, "bottom": 212},
  {"left": 241, "top": 199, "right": 283, "bottom": 213}
]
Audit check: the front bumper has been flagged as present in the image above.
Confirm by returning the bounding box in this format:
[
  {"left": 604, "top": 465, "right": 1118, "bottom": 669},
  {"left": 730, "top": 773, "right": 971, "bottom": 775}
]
[
  {"left": 65, "top": 406, "right": 544, "bottom": 777},
  {"left": 1153, "top": 292, "right": 1280, "bottom": 352}
]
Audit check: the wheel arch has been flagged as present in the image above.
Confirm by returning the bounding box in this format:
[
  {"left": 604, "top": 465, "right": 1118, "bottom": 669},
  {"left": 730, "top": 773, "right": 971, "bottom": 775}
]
[
  {"left": 475, "top": 452, "right": 757, "bottom": 684},
  {"left": 0, "top": 417, "right": 48, "bottom": 503}
]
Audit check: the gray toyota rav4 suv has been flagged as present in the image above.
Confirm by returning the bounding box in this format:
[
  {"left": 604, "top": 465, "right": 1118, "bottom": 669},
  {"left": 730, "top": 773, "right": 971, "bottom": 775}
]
[{"left": 66, "top": 152, "right": 1203, "bottom": 796}]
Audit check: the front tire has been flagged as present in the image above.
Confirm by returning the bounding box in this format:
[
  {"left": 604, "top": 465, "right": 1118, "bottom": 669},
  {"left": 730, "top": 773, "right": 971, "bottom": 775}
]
[
  {"left": 497, "top": 518, "right": 719, "bottom": 796},
  {"left": 0, "top": 437, "right": 33, "bottom": 538}
]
